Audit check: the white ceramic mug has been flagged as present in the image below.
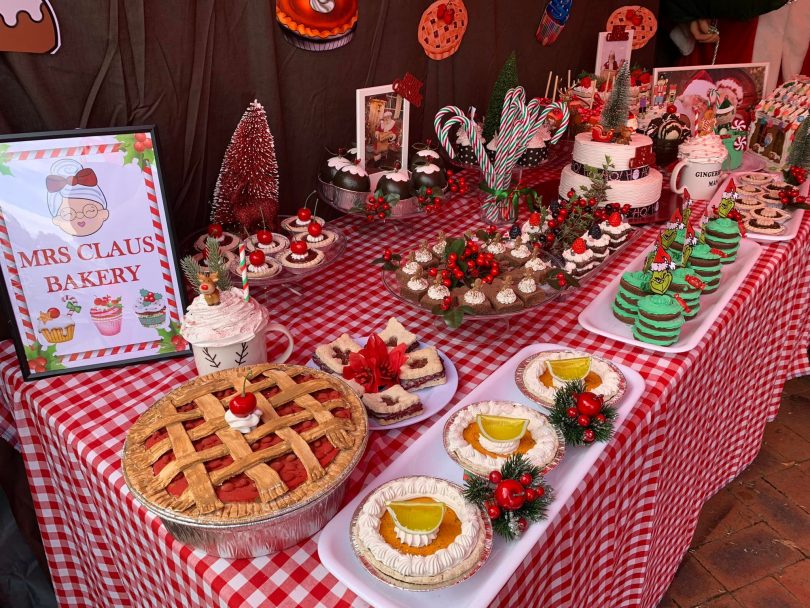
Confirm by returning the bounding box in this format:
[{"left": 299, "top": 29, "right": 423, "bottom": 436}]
[
  {"left": 191, "top": 321, "right": 294, "bottom": 376},
  {"left": 669, "top": 158, "right": 724, "bottom": 201}
]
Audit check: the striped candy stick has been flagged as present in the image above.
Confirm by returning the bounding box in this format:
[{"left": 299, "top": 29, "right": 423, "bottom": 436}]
[
  {"left": 239, "top": 242, "right": 249, "bottom": 301},
  {"left": 435, "top": 110, "right": 497, "bottom": 186}
]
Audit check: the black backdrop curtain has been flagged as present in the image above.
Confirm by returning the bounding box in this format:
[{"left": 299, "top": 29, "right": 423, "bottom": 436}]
[{"left": 0, "top": 0, "right": 658, "bottom": 337}]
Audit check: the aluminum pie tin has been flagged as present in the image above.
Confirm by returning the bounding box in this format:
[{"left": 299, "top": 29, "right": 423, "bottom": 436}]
[
  {"left": 349, "top": 476, "right": 493, "bottom": 592},
  {"left": 442, "top": 401, "right": 565, "bottom": 480},
  {"left": 121, "top": 365, "right": 369, "bottom": 558},
  {"left": 514, "top": 350, "right": 627, "bottom": 409}
]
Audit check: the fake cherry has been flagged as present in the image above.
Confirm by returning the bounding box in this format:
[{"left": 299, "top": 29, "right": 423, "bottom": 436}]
[
  {"left": 297, "top": 208, "right": 312, "bottom": 222},
  {"left": 208, "top": 223, "right": 223, "bottom": 237},
  {"left": 308, "top": 222, "right": 323, "bottom": 237},
  {"left": 248, "top": 250, "right": 266, "bottom": 266},
  {"left": 256, "top": 229, "right": 273, "bottom": 245},
  {"left": 577, "top": 392, "right": 604, "bottom": 417},
  {"left": 290, "top": 240, "right": 308, "bottom": 255},
  {"left": 494, "top": 479, "right": 526, "bottom": 511},
  {"left": 230, "top": 391, "right": 257, "bottom": 417}
]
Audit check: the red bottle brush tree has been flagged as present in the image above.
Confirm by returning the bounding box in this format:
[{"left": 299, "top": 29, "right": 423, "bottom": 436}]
[{"left": 211, "top": 100, "right": 280, "bottom": 232}]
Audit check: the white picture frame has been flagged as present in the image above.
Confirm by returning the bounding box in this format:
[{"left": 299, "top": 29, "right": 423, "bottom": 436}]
[
  {"left": 355, "top": 84, "right": 410, "bottom": 178},
  {"left": 595, "top": 30, "right": 634, "bottom": 82}
]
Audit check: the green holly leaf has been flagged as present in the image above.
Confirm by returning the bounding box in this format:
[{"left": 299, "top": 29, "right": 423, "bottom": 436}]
[
  {"left": 0, "top": 164, "right": 11, "bottom": 176},
  {"left": 24, "top": 341, "right": 41, "bottom": 360}
]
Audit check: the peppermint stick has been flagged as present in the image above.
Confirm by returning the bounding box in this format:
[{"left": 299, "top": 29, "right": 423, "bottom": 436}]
[{"left": 239, "top": 242, "right": 249, "bottom": 301}]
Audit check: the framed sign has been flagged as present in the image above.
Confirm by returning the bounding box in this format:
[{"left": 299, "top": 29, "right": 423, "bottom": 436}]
[
  {"left": 356, "top": 84, "right": 410, "bottom": 176},
  {"left": 594, "top": 30, "right": 634, "bottom": 83},
  {"left": 0, "top": 126, "right": 190, "bottom": 380}
]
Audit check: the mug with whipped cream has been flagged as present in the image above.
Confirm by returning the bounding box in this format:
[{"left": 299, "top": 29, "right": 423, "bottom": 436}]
[
  {"left": 670, "top": 134, "right": 728, "bottom": 201},
  {"left": 180, "top": 287, "right": 293, "bottom": 376}
]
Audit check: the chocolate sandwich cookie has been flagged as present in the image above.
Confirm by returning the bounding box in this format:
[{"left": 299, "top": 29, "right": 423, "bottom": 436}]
[
  {"left": 632, "top": 294, "right": 685, "bottom": 346},
  {"left": 703, "top": 218, "right": 740, "bottom": 264},
  {"left": 670, "top": 268, "right": 702, "bottom": 319}
]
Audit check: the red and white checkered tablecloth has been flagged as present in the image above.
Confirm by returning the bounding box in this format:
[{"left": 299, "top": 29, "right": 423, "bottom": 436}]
[{"left": 0, "top": 155, "right": 808, "bottom": 608}]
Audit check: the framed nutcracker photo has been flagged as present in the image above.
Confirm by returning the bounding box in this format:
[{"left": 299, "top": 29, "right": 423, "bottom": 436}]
[
  {"left": 356, "top": 84, "right": 410, "bottom": 176},
  {"left": 0, "top": 126, "right": 191, "bottom": 380}
]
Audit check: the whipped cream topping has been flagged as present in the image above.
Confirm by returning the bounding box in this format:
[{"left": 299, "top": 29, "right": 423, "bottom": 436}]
[
  {"left": 464, "top": 289, "right": 486, "bottom": 305},
  {"left": 585, "top": 232, "right": 611, "bottom": 249},
  {"left": 407, "top": 277, "right": 428, "bottom": 291},
  {"left": 526, "top": 125, "right": 551, "bottom": 148},
  {"left": 599, "top": 220, "right": 631, "bottom": 237},
  {"left": 415, "top": 249, "right": 433, "bottom": 264},
  {"left": 445, "top": 401, "right": 559, "bottom": 471},
  {"left": 678, "top": 133, "right": 728, "bottom": 163},
  {"left": 416, "top": 149, "right": 440, "bottom": 161},
  {"left": 522, "top": 351, "right": 621, "bottom": 402},
  {"left": 394, "top": 527, "right": 439, "bottom": 548},
  {"left": 563, "top": 247, "right": 594, "bottom": 264},
  {"left": 180, "top": 287, "right": 270, "bottom": 347},
  {"left": 306, "top": 233, "right": 326, "bottom": 243},
  {"left": 356, "top": 477, "right": 480, "bottom": 578},
  {"left": 290, "top": 251, "right": 308, "bottom": 260},
  {"left": 479, "top": 435, "right": 519, "bottom": 454},
  {"left": 225, "top": 409, "right": 261, "bottom": 434},
  {"left": 310, "top": 0, "right": 335, "bottom": 12},
  {"left": 522, "top": 221, "right": 542, "bottom": 235},
  {"left": 427, "top": 284, "right": 450, "bottom": 300},
  {"left": 518, "top": 277, "right": 537, "bottom": 293},
  {"left": 525, "top": 256, "right": 550, "bottom": 271},
  {"left": 248, "top": 263, "right": 269, "bottom": 273},
  {"left": 432, "top": 241, "right": 446, "bottom": 255},
  {"left": 496, "top": 288, "right": 517, "bottom": 305},
  {"left": 510, "top": 243, "right": 531, "bottom": 259},
  {"left": 486, "top": 241, "right": 505, "bottom": 255},
  {"left": 401, "top": 261, "right": 420, "bottom": 275}
]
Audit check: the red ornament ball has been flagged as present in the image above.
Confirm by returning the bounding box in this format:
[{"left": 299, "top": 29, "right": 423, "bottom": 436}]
[
  {"left": 577, "top": 414, "right": 591, "bottom": 428},
  {"left": 595, "top": 413, "right": 606, "bottom": 423},
  {"left": 566, "top": 406, "right": 578, "bottom": 419},
  {"left": 519, "top": 473, "right": 533, "bottom": 487},
  {"left": 576, "top": 392, "right": 603, "bottom": 417},
  {"left": 488, "top": 470, "right": 502, "bottom": 484},
  {"left": 494, "top": 479, "right": 526, "bottom": 511},
  {"left": 583, "top": 428, "right": 596, "bottom": 443},
  {"left": 487, "top": 504, "right": 501, "bottom": 520}
]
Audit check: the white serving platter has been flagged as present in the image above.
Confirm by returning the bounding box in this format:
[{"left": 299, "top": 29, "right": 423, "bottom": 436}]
[
  {"left": 578, "top": 238, "right": 761, "bottom": 354},
  {"left": 308, "top": 337, "right": 458, "bottom": 431},
  {"left": 721, "top": 174, "right": 805, "bottom": 243},
  {"left": 318, "top": 343, "right": 645, "bottom": 608}
]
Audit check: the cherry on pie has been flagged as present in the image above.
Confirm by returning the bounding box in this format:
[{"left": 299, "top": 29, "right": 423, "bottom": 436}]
[{"left": 123, "top": 364, "right": 368, "bottom": 523}]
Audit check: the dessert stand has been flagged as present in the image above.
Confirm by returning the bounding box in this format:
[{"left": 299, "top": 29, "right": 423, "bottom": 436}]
[{"left": 318, "top": 343, "right": 645, "bottom": 608}]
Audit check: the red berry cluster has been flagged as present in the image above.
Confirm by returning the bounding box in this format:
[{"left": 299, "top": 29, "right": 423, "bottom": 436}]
[
  {"left": 133, "top": 132, "right": 153, "bottom": 154},
  {"left": 564, "top": 391, "right": 606, "bottom": 443},
  {"left": 485, "top": 470, "right": 544, "bottom": 525},
  {"left": 428, "top": 237, "right": 500, "bottom": 289},
  {"left": 787, "top": 165, "right": 808, "bottom": 186},
  {"left": 446, "top": 169, "right": 469, "bottom": 195},
  {"left": 778, "top": 185, "right": 806, "bottom": 207},
  {"left": 142, "top": 291, "right": 157, "bottom": 303},
  {"left": 364, "top": 192, "right": 392, "bottom": 221},
  {"left": 435, "top": 2, "right": 456, "bottom": 23},
  {"left": 417, "top": 187, "right": 443, "bottom": 213}
]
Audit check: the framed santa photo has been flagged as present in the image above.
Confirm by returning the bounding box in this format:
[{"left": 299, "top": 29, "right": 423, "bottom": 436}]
[{"left": 355, "top": 84, "right": 410, "bottom": 178}]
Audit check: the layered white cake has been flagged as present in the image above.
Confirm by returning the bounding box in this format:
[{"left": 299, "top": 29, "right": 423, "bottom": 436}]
[{"left": 559, "top": 132, "right": 663, "bottom": 220}]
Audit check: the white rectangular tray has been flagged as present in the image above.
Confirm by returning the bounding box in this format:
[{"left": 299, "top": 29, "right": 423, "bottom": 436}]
[
  {"left": 725, "top": 173, "right": 805, "bottom": 243},
  {"left": 318, "top": 344, "right": 645, "bottom": 608},
  {"left": 578, "top": 238, "right": 761, "bottom": 354}
]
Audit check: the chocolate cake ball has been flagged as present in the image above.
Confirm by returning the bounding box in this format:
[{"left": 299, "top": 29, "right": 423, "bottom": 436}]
[
  {"left": 333, "top": 163, "right": 371, "bottom": 192},
  {"left": 410, "top": 163, "right": 447, "bottom": 191},
  {"left": 377, "top": 170, "right": 413, "bottom": 198}
]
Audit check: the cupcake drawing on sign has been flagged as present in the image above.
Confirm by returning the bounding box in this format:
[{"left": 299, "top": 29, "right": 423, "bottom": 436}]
[
  {"left": 46, "top": 159, "right": 109, "bottom": 237},
  {"left": 37, "top": 295, "right": 80, "bottom": 344},
  {"left": 90, "top": 295, "right": 123, "bottom": 336},
  {"left": 134, "top": 289, "right": 166, "bottom": 328}
]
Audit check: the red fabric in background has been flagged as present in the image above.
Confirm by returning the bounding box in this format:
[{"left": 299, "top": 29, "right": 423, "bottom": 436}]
[{"left": 679, "top": 19, "right": 759, "bottom": 67}]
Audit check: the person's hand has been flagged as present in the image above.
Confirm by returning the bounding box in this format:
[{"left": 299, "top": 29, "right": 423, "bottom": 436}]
[{"left": 689, "top": 19, "right": 719, "bottom": 44}]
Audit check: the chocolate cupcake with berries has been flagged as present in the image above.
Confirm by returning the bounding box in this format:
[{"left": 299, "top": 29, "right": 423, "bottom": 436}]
[
  {"left": 281, "top": 207, "right": 325, "bottom": 235},
  {"left": 279, "top": 239, "right": 325, "bottom": 269}
]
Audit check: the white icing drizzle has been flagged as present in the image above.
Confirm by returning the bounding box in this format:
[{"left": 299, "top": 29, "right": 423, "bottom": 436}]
[{"left": 427, "top": 284, "right": 450, "bottom": 300}]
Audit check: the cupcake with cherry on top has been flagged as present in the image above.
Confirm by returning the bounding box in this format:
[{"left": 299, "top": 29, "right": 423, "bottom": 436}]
[
  {"left": 281, "top": 207, "right": 325, "bottom": 235},
  {"left": 194, "top": 223, "right": 239, "bottom": 252},
  {"left": 246, "top": 227, "right": 289, "bottom": 255},
  {"left": 279, "top": 238, "right": 325, "bottom": 269},
  {"left": 303, "top": 219, "right": 338, "bottom": 249}
]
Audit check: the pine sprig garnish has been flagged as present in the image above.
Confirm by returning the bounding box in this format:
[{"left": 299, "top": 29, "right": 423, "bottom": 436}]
[
  {"left": 180, "top": 256, "right": 203, "bottom": 290},
  {"left": 463, "top": 454, "right": 553, "bottom": 541},
  {"left": 549, "top": 380, "right": 617, "bottom": 445},
  {"left": 203, "top": 237, "right": 232, "bottom": 291}
]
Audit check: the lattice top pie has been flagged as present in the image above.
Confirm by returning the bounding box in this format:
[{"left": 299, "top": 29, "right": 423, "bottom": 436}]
[{"left": 123, "top": 364, "right": 368, "bottom": 524}]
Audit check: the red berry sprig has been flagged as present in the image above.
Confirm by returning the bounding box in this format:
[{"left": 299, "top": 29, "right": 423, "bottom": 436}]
[
  {"left": 371, "top": 247, "right": 401, "bottom": 271},
  {"left": 550, "top": 380, "right": 616, "bottom": 445},
  {"left": 446, "top": 169, "right": 469, "bottom": 196}
]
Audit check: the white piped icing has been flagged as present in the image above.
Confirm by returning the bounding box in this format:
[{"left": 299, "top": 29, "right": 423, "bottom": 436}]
[
  {"left": 415, "top": 249, "right": 433, "bottom": 264},
  {"left": 510, "top": 243, "right": 531, "bottom": 259},
  {"left": 522, "top": 351, "right": 621, "bottom": 402},
  {"left": 445, "top": 401, "right": 559, "bottom": 470},
  {"left": 486, "top": 241, "right": 505, "bottom": 255},
  {"left": 290, "top": 251, "right": 308, "bottom": 260},
  {"left": 407, "top": 277, "right": 428, "bottom": 290},
  {"left": 464, "top": 290, "right": 486, "bottom": 305},
  {"left": 356, "top": 477, "right": 480, "bottom": 578},
  {"left": 180, "top": 288, "right": 269, "bottom": 347},
  {"left": 479, "top": 435, "right": 519, "bottom": 454},
  {"left": 225, "top": 409, "right": 261, "bottom": 434},
  {"left": 416, "top": 150, "right": 440, "bottom": 160},
  {"left": 432, "top": 241, "right": 446, "bottom": 256},
  {"left": 248, "top": 263, "right": 269, "bottom": 273},
  {"left": 584, "top": 232, "right": 611, "bottom": 250},
  {"left": 678, "top": 133, "right": 728, "bottom": 164},
  {"left": 327, "top": 156, "right": 351, "bottom": 169},
  {"left": 306, "top": 233, "right": 325, "bottom": 243},
  {"left": 401, "top": 261, "right": 420, "bottom": 275},
  {"left": 496, "top": 288, "right": 517, "bottom": 305},
  {"left": 339, "top": 164, "right": 368, "bottom": 176},
  {"left": 415, "top": 164, "right": 441, "bottom": 175},
  {"left": 525, "top": 256, "right": 550, "bottom": 272},
  {"left": 563, "top": 247, "right": 594, "bottom": 265},
  {"left": 521, "top": 221, "right": 543, "bottom": 236},
  {"left": 310, "top": 0, "right": 335, "bottom": 12},
  {"left": 394, "top": 526, "right": 439, "bottom": 547},
  {"left": 427, "top": 284, "right": 450, "bottom": 300},
  {"left": 518, "top": 277, "right": 537, "bottom": 293}
]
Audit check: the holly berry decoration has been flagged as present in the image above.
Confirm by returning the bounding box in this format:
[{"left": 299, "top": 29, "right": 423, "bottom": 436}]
[
  {"left": 371, "top": 246, "right": 401, "bottom": 272},
  {"left": 256, "top": 229, "right": 273, "bottom": 245},
  {"left": 415, "top": 185, "right": 445, "bottom": 214},
  {"left": 445, "top": 170, "right": 468, "bottom": 199},
  {"left": 230, "top": 374, "right": 257, "bottom": 417},
  {"left": 782, "top": 164, "right": 809, "bottom": 187},
  {"left": 354, "top": 188, "right": 397, "bottom": 220},
  {"left": 777, "top": 184, "right": 810, "bottom": 210},
  {"left": 208, "top": 223, "right": 224, "bottom": 238},
  {"left": 248, "top": 249, "right": 266, "bottom": 267},
  {"left": 549, "top": 380, "right": 617, "bottom": 446},
  {"left": 463, "top": 453, "right": 553, "bottom": 541}
]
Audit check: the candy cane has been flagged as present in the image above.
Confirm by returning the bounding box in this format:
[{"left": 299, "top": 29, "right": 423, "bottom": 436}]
[
  {"left": 435, "top": 109, "right": 497, "bottom": 186},
  {"left": 239, "top": 242, "right": 248, "bottom": 302},
  {"left": 545, "top": 101, "right": 570, "bottom": 144}
]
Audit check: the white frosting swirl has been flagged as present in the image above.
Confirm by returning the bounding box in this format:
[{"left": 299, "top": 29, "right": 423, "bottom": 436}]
[
  {"left": 479, "top": 435, "right": 519, "bottom": 454},
  {"left": 427, "top": 284, "right": 450, "bottom": 300},
  {"left": 248, "top": 263, "right": 269, "bottom": 273},
  {"left": 310, "top": 0, "right": 334, "bottom": 13},
  {"left": 510, "top": 243, "right": 531, "bottom": 259},
  {"left": 356, "top": 477, "right": 480, "bottom": 578},
  {"left": 401, "top": 261, "right": 420, "bottom": 275},
  {"left": 224, "top": 409, "right": 261, "bottom": 434},
  {"left": 407, "top": 277, "right": 428, "bottom": 290},
  {"left": 415, "top": 249, "right": 433, "bottom": 264},
  {"left": 525, "top": 256, "right": 550, "bottom": 271},
  {"left": 563, "top": 247, "right": 594, "bottom": 264},
  {"left": 464, "top": 290, "right": 486, "bottom": 305},
  {"left": 394, "top": 527, "right": 439, "bottom": 547},
  {"left": 678, "top": 133, "right": 728, "bottom": 163},
  {"left": 445, "top": 401, "right": 559, "bottom": 471},
  {"left": 518, "top": 277, "right": 537, "bottom": 293},
  {"left": 496, "top": 288, "right": 517, "bottom": 305},
  {"left": 180, "top": 288, "right": 270, "bottom": 347},
  {"left": 486, "top": 241, "right": 505, "bottom": 254}
]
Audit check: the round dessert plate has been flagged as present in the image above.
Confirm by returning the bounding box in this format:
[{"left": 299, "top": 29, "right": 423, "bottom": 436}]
[
  {"left": 349, "top": 477, "right": 493, "bottom": 592},
  {"left": 514, "top": 350, "right": 627, "bottom": 409},
  {"left": 308, "top": 338, "right": 459, "bottom": 431},
  {"left": 230, "top": 219, "right": 347, "bottom": 287},
  {"left": 737, "top": 151, "right": 766, "bottom": 173},
  {"left": 442, "top": 400, "right": 565, "bottom": 479}
]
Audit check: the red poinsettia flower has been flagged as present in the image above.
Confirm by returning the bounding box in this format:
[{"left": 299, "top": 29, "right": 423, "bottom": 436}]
[
  {"left": 343, "top": 352, "right": 380, "bottom": 393},
  {"left": 378, "top": 343, "right": 407, "bottom": 390}
]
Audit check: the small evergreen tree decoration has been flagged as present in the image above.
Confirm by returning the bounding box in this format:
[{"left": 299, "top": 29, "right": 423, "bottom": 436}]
[
  {"left": 786, "top": 118, "right": 810, "bottom": 170},
  {"left": 180, "top": 237, "right": 231, "bottom": 292},
  {"left": 211, "top": 100, "right": 280, "bottom": 233},
  {"left": 483, "top": 52, "right": 519, "bottom": 141},
  {"left": 600, "top": 61, "right": 630, "bottom": 134}
]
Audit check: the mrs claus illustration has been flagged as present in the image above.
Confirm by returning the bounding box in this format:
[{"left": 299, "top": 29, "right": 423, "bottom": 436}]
[{"left": 46, "top": 159, "right": 109, "bottom": 237}]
